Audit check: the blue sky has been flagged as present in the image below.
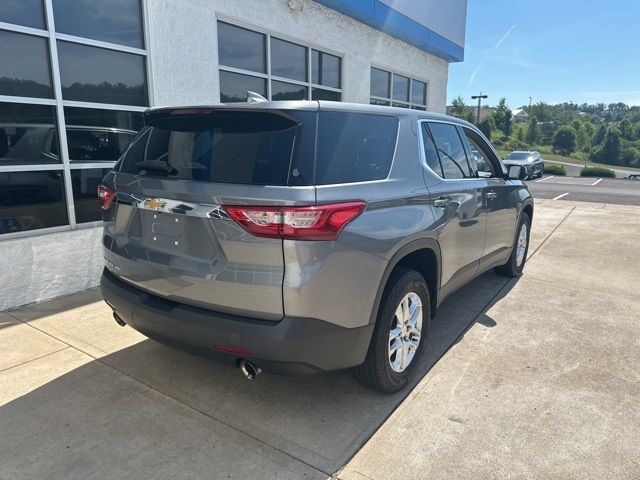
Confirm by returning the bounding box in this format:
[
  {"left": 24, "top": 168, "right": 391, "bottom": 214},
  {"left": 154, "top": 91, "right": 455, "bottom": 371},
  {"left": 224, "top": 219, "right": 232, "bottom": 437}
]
[{"left": 447, "top": 0, "right": 640, "bottom": 109}]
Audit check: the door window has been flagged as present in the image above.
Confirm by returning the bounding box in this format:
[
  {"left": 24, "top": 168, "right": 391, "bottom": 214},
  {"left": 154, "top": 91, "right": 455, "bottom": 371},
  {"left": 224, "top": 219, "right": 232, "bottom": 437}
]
[
  {"left": 463, "top": 128, "right": 499, "bottom": 178},
  {"left": 425, "top": 122, "right": 472, "bottom": 179}
]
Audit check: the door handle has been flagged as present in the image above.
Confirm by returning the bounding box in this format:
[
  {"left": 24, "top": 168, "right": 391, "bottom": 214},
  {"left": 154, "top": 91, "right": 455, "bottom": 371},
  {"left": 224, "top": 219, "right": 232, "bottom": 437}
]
[
  {"left": 486, "top": 191, "right": 497, "bottom": 200},
  {"left": 433, "top": 196, "right": 451, "bottom": 207}
]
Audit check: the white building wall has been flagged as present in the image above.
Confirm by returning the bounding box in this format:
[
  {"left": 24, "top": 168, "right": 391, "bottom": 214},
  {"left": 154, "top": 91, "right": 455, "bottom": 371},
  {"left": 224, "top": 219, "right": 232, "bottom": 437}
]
[
  {"left": 0, "top": 227, "right": 104, "bottom": 311},
  {"left": 146, "top": 0, "right": 450, "bottom": 112}
]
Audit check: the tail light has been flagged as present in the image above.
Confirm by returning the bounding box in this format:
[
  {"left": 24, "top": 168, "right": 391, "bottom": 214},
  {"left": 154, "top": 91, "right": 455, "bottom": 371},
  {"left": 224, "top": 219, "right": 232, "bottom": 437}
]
[
  {"left": 223, "top": 202, "right": 366, "bottom": 241},
  {"left": 97, "top": 184, "right": 116, "bottom": 210}
]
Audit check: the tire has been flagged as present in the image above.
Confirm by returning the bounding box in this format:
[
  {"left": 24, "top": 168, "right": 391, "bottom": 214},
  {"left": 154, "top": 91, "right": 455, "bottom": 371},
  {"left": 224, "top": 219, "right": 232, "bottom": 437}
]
[
  {"left": 353, "top": 268, "right": 430, "bottom": 393},
  {"left": 495, "top": 212, "right": 531, "bottom": 277}
]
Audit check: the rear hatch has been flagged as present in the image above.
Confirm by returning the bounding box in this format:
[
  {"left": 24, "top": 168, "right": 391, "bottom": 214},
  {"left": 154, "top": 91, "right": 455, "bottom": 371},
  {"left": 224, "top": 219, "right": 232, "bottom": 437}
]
[{"left": 101, "top": 106, "right": 317, "bottom": 320}]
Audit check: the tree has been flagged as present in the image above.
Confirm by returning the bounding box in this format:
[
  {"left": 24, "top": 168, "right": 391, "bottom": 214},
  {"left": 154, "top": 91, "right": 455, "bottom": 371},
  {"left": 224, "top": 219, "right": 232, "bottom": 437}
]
[
  {"left": 492, "top": 98, "right": 513, "bottom": 138},
  {"left": 576, "top": 125, "right": 591, "bottom": 151},
  {"left": 590, "top": 127, "right": 622, "bottom": 165},
  {"left": 622, "top": 147, "right": 640, "bottom": 168},
  {"left": 592, "top": 124, "right": 607, "bottom": 146},
  {"left": 479, "top": 116, "right": 495, "bottom": 139},
  {"left": 553, "top": 126, "right": 577, "bottom": 155},
  {"left": 526, "top": 117, "right": 539, "bottom": 144},
  {"left": 516, "top": 124, "right": 526, "bottom": 142},
  {"left": 451, "top": 96, "right": 474, "bottom": 122}
]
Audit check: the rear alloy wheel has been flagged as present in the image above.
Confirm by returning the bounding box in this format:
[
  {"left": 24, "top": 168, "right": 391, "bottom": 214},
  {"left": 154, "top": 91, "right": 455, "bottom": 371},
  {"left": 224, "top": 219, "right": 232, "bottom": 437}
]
[
  {"left": 495, "top": 212, "right": 531, "bottom": 277},
  {"left": 353, "top": 269, "right": 430, "bottom": 393}
]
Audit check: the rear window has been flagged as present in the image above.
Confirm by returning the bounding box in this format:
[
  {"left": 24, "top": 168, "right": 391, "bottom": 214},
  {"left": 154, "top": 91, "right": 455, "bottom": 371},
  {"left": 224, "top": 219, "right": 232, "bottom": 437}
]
[
  {"left": 315, "top": 112, "right": 398, "bottom": 184},
  {"left": 119, "top": 111, "right": 314, "bottom": 185}
]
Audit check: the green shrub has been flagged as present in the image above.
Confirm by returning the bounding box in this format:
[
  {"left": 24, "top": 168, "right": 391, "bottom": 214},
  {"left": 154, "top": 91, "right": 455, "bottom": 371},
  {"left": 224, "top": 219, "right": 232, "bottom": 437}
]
[
  {"left": 580, "top": 166, "right": 615, "bottom": 178},
  {"left": 544, "top": 164, "right": 567, "bottom": 176},
  {"left": 504, "top": 138, "right": 530, "bottom": 151},
  {"left": 622, "top": 147, "right": 640, "bottom": 168}
]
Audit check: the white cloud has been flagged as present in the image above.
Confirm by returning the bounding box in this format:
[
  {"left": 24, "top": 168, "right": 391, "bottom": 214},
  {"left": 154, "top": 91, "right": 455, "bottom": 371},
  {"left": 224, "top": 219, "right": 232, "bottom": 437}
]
[{"left": 494, "top": 24, "right": 517, "bottom": 49}]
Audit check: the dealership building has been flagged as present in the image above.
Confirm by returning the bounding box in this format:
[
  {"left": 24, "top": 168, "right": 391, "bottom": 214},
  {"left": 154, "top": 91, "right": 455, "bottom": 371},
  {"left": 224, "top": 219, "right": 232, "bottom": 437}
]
[{"left": 0, "top": 0, "right": 467, "bottom": 310}]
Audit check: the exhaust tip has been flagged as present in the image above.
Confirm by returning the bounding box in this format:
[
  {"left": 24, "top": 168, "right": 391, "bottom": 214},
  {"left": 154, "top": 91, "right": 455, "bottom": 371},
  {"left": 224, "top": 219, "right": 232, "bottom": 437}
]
[
  {"left": 239, "top": 359, "right": 262, "bottom": 381},
  {"left": 112, "top": 312, "right": 126, "bottom": 327}
]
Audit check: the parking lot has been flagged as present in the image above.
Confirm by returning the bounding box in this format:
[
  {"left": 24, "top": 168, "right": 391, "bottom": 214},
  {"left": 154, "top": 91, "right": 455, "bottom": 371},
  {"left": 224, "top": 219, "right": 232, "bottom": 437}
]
[
  {"left": 528, "top": 175, "right": 640, "bottom": 206},
  {"left": 1, "top": 198, "right": 639, "bottom": 479}
]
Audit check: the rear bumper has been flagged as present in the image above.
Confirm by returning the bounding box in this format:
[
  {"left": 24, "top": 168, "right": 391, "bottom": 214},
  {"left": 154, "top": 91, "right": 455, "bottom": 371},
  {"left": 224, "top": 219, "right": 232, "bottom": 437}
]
[{"left": 101, "top": 269, "right": 374, "bottom": 374}]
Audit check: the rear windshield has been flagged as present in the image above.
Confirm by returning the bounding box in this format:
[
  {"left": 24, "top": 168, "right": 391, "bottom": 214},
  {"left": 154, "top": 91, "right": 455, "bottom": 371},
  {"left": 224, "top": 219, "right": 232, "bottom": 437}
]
[
  {"left": 119, "top": 111, "right": 313, "bottom": 185},
  {"left": 119, "top": 109, "right": 399, "bottom": 186}
]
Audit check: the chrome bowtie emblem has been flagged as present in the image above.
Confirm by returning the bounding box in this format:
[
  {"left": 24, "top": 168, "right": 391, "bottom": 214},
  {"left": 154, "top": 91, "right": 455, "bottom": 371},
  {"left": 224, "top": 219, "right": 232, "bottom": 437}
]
[{"left": 144, "top": 198, "right": 166, "bottom": 210}]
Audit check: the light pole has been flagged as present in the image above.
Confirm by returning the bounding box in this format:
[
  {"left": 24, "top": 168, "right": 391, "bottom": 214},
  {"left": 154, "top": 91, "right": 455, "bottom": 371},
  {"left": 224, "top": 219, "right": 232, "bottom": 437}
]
[
  {"left": 471, "top": 92, "right": 488, "bottom": 123},
  {"left": 529, "top": 96, "right": 532, "bottom": 115}
]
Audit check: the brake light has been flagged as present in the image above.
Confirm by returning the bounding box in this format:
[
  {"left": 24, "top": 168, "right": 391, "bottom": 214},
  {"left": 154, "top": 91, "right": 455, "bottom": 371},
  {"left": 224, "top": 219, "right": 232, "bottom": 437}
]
[
  {"left": 97, "top": 184, "right": 116, "bottom": 210},
  {"left": 223, "top": 202, "right": 366, "bottom": 241}
]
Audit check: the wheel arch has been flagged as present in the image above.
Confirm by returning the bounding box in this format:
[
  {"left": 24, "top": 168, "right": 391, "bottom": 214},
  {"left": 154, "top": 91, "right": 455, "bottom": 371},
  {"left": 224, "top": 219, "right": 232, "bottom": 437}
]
[{"left": 369, "top": 238, "right": 441, "bottom": 324}]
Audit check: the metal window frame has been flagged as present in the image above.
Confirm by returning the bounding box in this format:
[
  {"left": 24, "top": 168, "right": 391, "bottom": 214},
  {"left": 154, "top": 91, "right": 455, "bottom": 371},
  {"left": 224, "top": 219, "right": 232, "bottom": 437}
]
[
  {"left": 216, "top": 18, "right": 343, "bottom": 102},
  {"left": 0, "top": 0, "right": 152, "bottom": 238},
  {"left": 369, "top": 65, "right": 429, "bottom": 110}
]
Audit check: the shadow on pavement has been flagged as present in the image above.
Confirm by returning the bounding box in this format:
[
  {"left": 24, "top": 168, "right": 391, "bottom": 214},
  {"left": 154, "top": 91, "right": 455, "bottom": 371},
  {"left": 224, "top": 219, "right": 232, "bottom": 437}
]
[{"left": 0, "top": 271, "right": 517, "bottom": 478}]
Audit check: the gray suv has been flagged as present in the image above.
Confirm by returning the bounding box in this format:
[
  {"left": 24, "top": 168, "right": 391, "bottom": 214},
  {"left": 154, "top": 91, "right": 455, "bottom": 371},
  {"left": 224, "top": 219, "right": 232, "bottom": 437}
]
[{"left": 100, "top": 101, "right": 533, "bottom": 393}]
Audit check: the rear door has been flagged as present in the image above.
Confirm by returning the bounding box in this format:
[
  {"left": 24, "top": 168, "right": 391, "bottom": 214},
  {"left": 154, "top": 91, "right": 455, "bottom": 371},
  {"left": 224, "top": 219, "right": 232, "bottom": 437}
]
[
  {"left": 102, "top": 107, "right": 316, "bottom": 320},
  {"left": 421, "top": 121, "right": 486, "bottom": 294}
]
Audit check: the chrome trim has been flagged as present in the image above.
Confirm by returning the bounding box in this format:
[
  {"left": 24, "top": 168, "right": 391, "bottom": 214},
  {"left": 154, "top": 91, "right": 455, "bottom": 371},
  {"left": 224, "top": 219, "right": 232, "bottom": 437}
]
[{"left": 117, "top": 194, "right": 230, "bottom": 220}]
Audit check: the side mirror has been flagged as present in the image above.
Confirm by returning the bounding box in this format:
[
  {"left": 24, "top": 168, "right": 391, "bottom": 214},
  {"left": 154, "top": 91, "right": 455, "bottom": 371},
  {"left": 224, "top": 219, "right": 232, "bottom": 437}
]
[{"left": 507, "top": 165, "right": 527, "bottom": 180}]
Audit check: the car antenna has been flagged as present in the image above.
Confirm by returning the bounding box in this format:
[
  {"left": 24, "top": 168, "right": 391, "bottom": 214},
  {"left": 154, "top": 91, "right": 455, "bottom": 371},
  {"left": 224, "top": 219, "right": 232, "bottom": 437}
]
[{"left": 247, "top": 91, "right": 268, "bottom": 103}]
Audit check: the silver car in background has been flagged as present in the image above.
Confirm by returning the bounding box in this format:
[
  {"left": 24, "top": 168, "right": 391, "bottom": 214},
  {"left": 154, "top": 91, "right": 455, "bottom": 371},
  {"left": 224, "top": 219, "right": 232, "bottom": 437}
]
[
  {"left": 99, "top": 101, "right": 533, "bottom": 393},
  {"left": 503, "top": 151, "right": 544, "bottom": 179}
]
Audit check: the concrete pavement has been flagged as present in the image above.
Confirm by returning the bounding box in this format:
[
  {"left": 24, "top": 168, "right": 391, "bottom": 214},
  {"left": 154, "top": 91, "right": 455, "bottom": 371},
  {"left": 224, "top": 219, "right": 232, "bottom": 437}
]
[{"left": 1, "top": 200, "right": 639, "bottom": 479}]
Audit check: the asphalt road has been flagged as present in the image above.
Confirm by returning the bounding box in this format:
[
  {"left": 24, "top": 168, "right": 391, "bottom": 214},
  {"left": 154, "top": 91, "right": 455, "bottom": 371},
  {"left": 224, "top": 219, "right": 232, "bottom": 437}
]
[
  {"left": 526, "top": 175, "right": 640, "bottom": 205},
  {"left": 545, "top": 159, "right": 639, "bottom": 178}
]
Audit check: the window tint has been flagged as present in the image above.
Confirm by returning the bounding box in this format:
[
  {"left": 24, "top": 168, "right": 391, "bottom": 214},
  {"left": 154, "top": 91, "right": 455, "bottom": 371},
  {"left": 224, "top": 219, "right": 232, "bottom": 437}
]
[
  {"left": 219, "top": 71, "right": 266, "bottom": 103},
  {"left": 427, "top": 123, "right": 471, "bottom": 179},
  {"left": 57, "top": 41, "right": 147, "bottom": 106},
  {"left": 52, "top": 0, "right": 144, "bottom": 48},
  {"left": 217, "top": 22, "right": 266, "bottom": 73},
  {"left": 464, "top": 130, "right": 496, "bottom": 178},
  {"left": 312, "top": 88, "right": 340, "bottom": 101},
  {"left": 271, "top": 37, "right": 306, "bottom": 81},
  {"left": 315, "top": 112, "right": 398, "bottom": 184},
  {"left": 0, "top": 0, "right": 45, "bottom": 29},
  {"left": 0, "top": 170, "right": 68, "bottom": 234},
  {"left": 71, "top": 168, "right": 110, "bottom": 223},
  {"left": 0, "top": 103, "right": 59, "bottom": 165},
  {"left": 312, "top": 50, "right": 340, "bottom": 88},
  {"left": 370, "top": 68, "right": 390, "bottom": 98},
  {"left": 0, "top": 30, "right": 53, "bottom": 99},
  {"left": 271, "top": 80, "right": 306, "bottom": 101},
  {"left": 120, "top": 111, "right": 307, "bottom": 186},
  {"left": 421, "top": 124, "right": 442, "bottom": 177},
  {"left": 64, "top": 107, "right": 142, "bottom": 162}
]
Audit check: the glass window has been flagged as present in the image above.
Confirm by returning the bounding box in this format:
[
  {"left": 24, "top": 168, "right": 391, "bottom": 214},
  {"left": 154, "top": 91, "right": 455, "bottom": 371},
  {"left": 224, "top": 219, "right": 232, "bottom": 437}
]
[
  {"left": 120, "top": 111, "right": 301, "bottom": 186},
  {"left": 312, "top": 88, "right": 340, "bottom": 101},
  {"left": 57, "top": 41, "right": 147, "bottom": 106},
  {"left": 412, "top": 80, "right": 426, "bottom": 106},
  {"left": 0, "top": 170, "right": 68, "bottom": 234},
  {"left": 52, "top": 0, "right": 144, "bottom": 48},
  {"left": 219, "top": 71, "right": 266, "bottom": 103},
  {"left": 392, "top": 74, "right": 409, "bottom": 102},
  {"left": 427, "top": 123, "right": 471, "bottom": 179},
  {"left": 217, "top": 22, "right": 266, "bottom": 73},
  {"left": 71, "top": 168, "right": 110, "bottom": 223},
  {"left": 421, "top": 124, "right": 442, "bottom": 177},
  {"left": 0, "top": 30, "right": 53, "bottom": 99},
  {"left": 464, "top": 129, "right": 496, "bottom": 178},
  {"left": 63, "top": 107, "right": 143, "bottom": 162},
  {"left": 0, "top": 103, "right": 59, "bottom": 165},
  {"left": 370, "top": 68, "right": 390, "bottom": 98},
  {"left": 411, "top": 106, "right": 426, "bottom": 111},
  {"left": 392, "top": 103, "right": 410, "bottom": 109},
  {"left": 271, "top": 38, "right": 306, "bottom": 81},
  {"left": 312, "top": 50, "right": 340, "bottom": 88},
  {"left": 370, "top": 98, "right": 390, "bottom": 106},
  {"left": 271, "top": 80, "right": 306, "bottom": 101},
  {"left": 0, "top": 0, "right": 45, "bottom": 29},
  {"left": 315, "top": 112, "right": 398, "bottom": 184}
]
